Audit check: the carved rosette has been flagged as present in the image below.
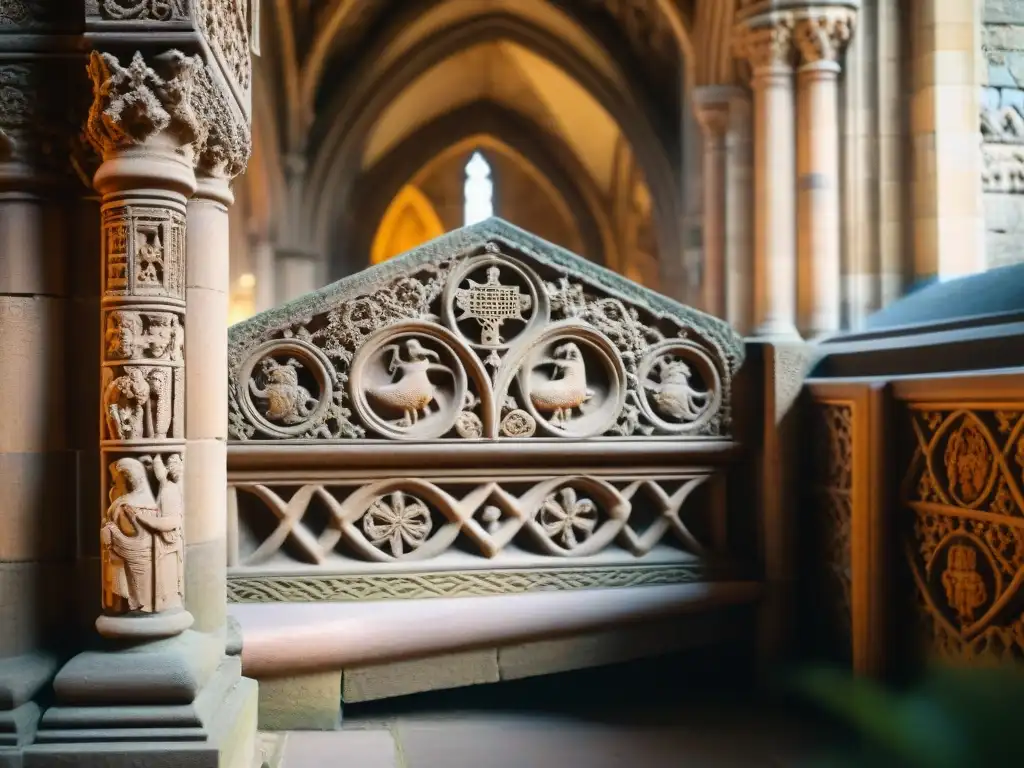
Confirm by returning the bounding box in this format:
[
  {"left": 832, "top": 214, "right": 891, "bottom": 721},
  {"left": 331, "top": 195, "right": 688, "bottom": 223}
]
[
  {"left": 228, "top": 225, "right": 744, "bottom": 443},
  {"left": 903, "top": 408, "right": 1024, "bottom": 663},
  {"left": 794, "top": 10, "right": 857, "bottom": 69}
]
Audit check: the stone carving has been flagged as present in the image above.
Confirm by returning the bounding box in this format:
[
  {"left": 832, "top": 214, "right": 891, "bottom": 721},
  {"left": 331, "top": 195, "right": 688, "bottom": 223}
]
[
  {"left": 102, "top": 454, "right": 185, "bottom": 614},
  {"left": 96, "top": 0, "right": 187, "bottom": 20},
  {"left": 982, "top": 144, "right": 1024, "bottom": 193},
  {"left": 367, "top": 339, "right": 451, "bottom": 428},
  {"left": 454, "top": 265, "right": 532, "bottom": 347},
  {"left": 0, "top": 0, "right": 49, "bottom": 27},
  {"left": 227, "top": 563, "right": 720, "bottom": 603},
  {"left": 249, "top": 358, "right": 317, "bottom": 426},
  {"left": 904, "top": 409, "right": 1024, "bottom": 662},
  {"left": 733, "top": 16, "right": 796, "bottom": 72},
  {"left": 794, "top": 10, "right": 856, "bottom": 66},
  {"left": 229, "top": 221, "right": 742, "bottom": 441},
  {"left": 86, "top": 50, "right": 204, "bottom": 156},
  {"left": 528, "top": 343, "right": 594, "bottom": 429},
  {"left": 230, "top": 473, "right": 711, "bottom": 566},
  {"left": 194, "top": 0, "right": 252, "bottom": 93},
  {"left": 103, "top": 206, "right": 186, "bottom": 298},
  {"left": 645, "top": 359, "right": 710, "bottom": 420},
  {"left": 500, "top": 409, "right": 536, "bottom": 438},
  {"left": 982, "top": 105, "right": 1024, "bottom": 144},
  {"left": 84, "top": 49, "right": 251, "bottom": 178},
  {"left": 361, "top": 492, "right": 433, "bottom": 558},
  {"left": 539, "top": 487, "right": 598, "bottom": 551}
]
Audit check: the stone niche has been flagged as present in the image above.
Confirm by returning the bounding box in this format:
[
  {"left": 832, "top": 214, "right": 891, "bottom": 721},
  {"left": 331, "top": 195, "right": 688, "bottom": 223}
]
[{"left": 225, "top": 219, "right": 747, "bottom": 604}]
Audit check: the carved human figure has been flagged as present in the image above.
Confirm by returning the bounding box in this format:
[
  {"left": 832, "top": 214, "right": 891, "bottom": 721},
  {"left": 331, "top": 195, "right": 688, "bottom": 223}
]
[
  {"left": 146, "top": 314, "right": 177, "bottom": 359},
  {"left": 101, "top": 456, "right": 184, "bottom": 614},
  {"left": 136, "top": 232, "right": 164, "bottom": 285},
  {"left": 249, "top": 357, "right": 318, "bottom": 425},
  {"left": 148, "top": 453, "right": 184, "bottom": 609},
  {"left": 529, "top": 342, "right": 594, "bottom": 428},
  {"left": 941, "top": 544, "right": 987, "bottom": 624},
  {"left": 105, "top": 310, "right": 143, "bottom": 360},
  {"left": 367, "top": 339, "right": 453, "bottom": 427},
  {"left": 103, "top": 366, "right": 151, "bottom": 440},
  {"left": 643, "top": 358, "right": 711, "bottom": 422}
]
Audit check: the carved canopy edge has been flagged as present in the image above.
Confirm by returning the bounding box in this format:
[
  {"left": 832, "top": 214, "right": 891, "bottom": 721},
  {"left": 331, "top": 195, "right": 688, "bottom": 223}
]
[{"left": 228, "top": 218, "right": 744, "bottom": 443}]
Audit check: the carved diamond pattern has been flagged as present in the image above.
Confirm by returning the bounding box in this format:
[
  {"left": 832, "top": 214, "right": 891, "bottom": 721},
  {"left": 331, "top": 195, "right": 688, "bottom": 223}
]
[{"left": 232, "top": 475, "right": 716, "bottom": 566}]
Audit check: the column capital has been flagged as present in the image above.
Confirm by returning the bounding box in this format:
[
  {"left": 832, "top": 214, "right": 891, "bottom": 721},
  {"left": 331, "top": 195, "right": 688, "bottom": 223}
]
[
  {"left": 733, "top": 14, "right": 797, "bottom": 75},
  {"left": 693, "top": 86, "right": 747, "bottom": 140},
  {"left": 794, "top": 8, "right": 857, "bottom": 69},
  {"left": 85, "top": 49, "right": 251, "bottom": 181}
]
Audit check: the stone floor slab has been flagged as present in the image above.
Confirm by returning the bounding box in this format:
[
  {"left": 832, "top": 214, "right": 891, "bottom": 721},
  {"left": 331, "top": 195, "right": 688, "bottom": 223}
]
[{"left": 281, "top": 730, "right": 397, "bottom": 768}]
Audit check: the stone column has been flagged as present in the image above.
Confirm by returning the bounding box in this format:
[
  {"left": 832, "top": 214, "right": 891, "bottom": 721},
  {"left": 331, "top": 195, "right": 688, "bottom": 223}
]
[
  {"left": 249, "top": 232, "right": 277, "bottom": 313},
  {"left": 186, "top": 139, "right": 248, "bottom": 640},
  {"left": 735, "top": 16, "right": 801, "bottom": 339},
  {"left": 693, "top": 91, "right": 731, "bottom": 320},
  {"left": 29, "top": 51, "right": 256, "bottom": 767},
  {"left": 795, "top": 9, "right": 856, "bottom": 339}
]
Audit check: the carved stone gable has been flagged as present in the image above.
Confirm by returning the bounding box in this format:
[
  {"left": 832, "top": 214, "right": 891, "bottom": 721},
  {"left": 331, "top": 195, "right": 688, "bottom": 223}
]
[{"left": 228, "top": 220, "right": 744, "bottom": 443}]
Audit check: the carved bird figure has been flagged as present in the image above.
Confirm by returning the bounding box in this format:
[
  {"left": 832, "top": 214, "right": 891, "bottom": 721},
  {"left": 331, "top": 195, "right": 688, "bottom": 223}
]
[
  {"left": 529, "top": 343, "right": 594, "bottom": 427},
  {"left": 644, "top": 359, "right": 711, "bottom": 422},
  {"left": 368, "top": 339, "right": 451, "bottom": 426}
]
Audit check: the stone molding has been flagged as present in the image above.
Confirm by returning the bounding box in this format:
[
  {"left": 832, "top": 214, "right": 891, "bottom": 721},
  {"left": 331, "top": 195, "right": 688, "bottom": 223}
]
[{"left": 85, "top": 49, "right": 250, "bottom": 178}]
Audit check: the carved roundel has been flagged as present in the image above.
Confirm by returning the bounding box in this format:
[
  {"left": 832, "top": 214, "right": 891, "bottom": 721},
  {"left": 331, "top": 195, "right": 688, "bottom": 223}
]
[
  {"left": 238, "top": 339, "right": 335, "bottom": 438},
  {"left": 514, "top": 325, "right": 627, "bottom": 439},
  {"left": 442, "top": 249, "right": 549, "bottom": 352},
  {"left": 349, "top": 323, "right": 474, "bottom": 441},
  {"left": 636, "top": 340, "right": 722, "bottom": 435}
]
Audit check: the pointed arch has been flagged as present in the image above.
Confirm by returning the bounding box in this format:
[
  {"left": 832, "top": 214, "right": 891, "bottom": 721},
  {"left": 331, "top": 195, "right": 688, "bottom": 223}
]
[{"left": 370, "top": 184, "right": 446, "bottom": 265}]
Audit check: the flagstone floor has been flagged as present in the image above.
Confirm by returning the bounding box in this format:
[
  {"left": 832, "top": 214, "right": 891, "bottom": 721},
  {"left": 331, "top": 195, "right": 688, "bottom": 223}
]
[{"left": 256, "top": 652, "right": 848, "bottom": 768}]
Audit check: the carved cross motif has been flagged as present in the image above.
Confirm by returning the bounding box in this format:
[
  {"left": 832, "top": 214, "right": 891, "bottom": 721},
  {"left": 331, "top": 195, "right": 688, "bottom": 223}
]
[{"left": 454, "top": 266, "right": 531, "bottom": 346}]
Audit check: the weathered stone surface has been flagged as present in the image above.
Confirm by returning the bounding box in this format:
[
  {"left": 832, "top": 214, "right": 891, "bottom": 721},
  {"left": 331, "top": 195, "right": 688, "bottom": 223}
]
[
  {"left": 257, "top": 671, "right": 340, "bottom": 732},
  {"left": 343, "top": 650, "right": 500, "bottom": 703}
]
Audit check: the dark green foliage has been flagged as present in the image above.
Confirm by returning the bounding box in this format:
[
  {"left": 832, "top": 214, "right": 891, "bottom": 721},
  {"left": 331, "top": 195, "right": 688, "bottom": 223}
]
[{"left": 794, "top": 665, "right": 1024, "bottom": 768}]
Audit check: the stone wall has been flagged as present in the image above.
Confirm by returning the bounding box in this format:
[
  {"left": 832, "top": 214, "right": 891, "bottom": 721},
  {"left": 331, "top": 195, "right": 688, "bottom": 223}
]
[{"left": 983, "top": 0, "right": 1024, "bottom": 267}]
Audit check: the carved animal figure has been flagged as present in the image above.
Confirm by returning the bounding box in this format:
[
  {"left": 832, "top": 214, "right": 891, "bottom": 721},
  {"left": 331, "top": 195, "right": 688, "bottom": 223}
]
[
  {"left": 529, "top": 343, "right": 594, "bottom": 427},
  {"left": 104, "top": 366, "right": 151, "bottom": 440},
  {"left": 368, "top": 339, "right": 451, "bottom": 427},
  {"left": 644, "top": 359, "right": 711, "bottom": 422},
  {"left": 249, "top": 358, "right": 318, "bottom": 425}
]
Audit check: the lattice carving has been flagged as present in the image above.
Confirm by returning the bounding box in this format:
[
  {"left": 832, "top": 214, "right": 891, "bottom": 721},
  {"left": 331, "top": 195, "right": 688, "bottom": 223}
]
[
  {"left": 810, "top": 402, "right": 854, "bottom": 658},
  {"left": 228, "top": 221, "right": 743, "bottom": 442},
  {"left": 903, "top": 408, "right": 1024, "bottom": 663},
  {"left": 230, "top": 474, "right": 714, "bottom": 567}
]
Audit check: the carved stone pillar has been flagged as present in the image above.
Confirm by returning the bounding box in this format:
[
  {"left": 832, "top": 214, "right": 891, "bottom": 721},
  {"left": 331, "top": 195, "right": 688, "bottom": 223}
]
[
  {"left": 249, "top": 232, "right": 276, "bottom": 313},
  {"left": 795, "top": 8, "right": 856, "bottom": 339},
  {"left": 735, "top": 16, "right": 801, "bottom": 339},
  {"left": 28, "top": 50, "right": 256, "bottom": 768}
]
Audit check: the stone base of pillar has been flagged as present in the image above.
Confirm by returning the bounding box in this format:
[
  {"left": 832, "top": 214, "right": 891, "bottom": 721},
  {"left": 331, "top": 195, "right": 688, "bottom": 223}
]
[
  {"left": 24, "top": 635, "right": 257, "bottom": 768},
  {"left": 0, "top": 654, "right": 60, "bottom": 768}
]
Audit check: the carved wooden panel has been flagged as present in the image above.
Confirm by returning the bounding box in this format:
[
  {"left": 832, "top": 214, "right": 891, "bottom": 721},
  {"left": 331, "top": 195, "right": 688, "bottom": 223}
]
[
  {"left": 903, "top": 407, "right": 1024, "bottom": 663},
  {"left": 809, "top": 400, "right": 854, "bottom": 662},
  {"left": 228, "top": 222, "right": 743, "bottom": 442}
]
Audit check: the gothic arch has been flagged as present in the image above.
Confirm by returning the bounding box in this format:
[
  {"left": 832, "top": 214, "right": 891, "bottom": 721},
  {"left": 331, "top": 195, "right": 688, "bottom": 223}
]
[
  {"left": 305, "top": 12, "right": 681, "bottom": 269},
  {"left": 328, "top": 101, "right": 618, "bottom": 281},
  {"left": 370, "top": 185, "right": 446, "bottom": 266}
]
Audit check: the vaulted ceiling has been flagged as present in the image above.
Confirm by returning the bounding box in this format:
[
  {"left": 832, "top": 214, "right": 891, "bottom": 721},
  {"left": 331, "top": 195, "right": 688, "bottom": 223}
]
[{"left": 245, "top": 0, "right": 741, "bottom": 282}]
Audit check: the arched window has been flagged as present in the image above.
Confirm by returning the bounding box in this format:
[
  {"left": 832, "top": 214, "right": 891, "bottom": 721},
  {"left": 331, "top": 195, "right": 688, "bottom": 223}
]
[{"left": 463, "top": 151, "right": 494, "bottom": 226}]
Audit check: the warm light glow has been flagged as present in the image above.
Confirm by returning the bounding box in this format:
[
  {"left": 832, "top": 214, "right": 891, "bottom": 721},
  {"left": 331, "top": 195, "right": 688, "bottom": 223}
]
[
  {"left": 228, "top": 295, "right": 255, "bottom": 326},
  {"left": 239, "top": 272, "right": 256, "bottom": 289},
  {"left": 370, "top": 184, "right": 446, "bottom": 264},
  {"left": 463, "top": 151, "right": 494, "bottom": 226}
]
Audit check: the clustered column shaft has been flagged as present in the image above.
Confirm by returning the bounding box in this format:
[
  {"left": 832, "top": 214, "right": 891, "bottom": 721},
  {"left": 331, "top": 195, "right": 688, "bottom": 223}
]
[{"left": 732, "top": 6, "right": 856, "bottom": 339}]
